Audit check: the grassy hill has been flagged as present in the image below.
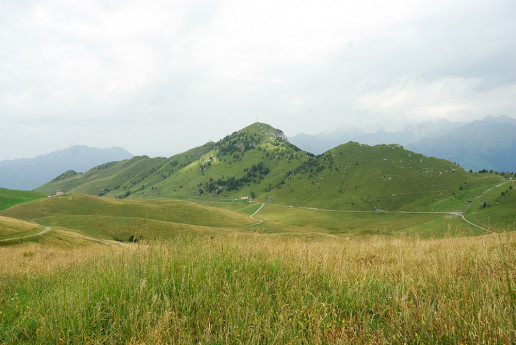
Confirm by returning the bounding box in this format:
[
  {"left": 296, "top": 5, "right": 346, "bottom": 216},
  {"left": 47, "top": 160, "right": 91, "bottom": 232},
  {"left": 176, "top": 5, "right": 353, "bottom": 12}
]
[
  {"left": 464, "top": 180, "right": 516, "bottom": 230},
  {"left": 251, "top": 204, "right": 485, "bottom": 238},
  {"left": 0, "top": 194, "right": 256, "bottom": 242},
  {"left": 0, "top": 216, "right": 43, "bottom": 241},
  {"left": 35, "top": 123, "right": 507, "bottom": 212},
  {"left": 0, "top": 188, "right": 46, "bottom": 211},
  {"left": 261, "top": 142, "right": 499, "bottom": 211},
  {"left": 35, "top": 155, "right": 169, "bottom": 196},
  {"left": 35, "top": 123, "right": 307, "bottom": 200}
]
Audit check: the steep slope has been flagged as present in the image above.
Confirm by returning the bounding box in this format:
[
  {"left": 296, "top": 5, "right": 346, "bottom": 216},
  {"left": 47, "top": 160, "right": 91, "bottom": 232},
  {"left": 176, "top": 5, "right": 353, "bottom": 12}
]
[
  {"left": 464, "top": 180, "right": 516, "bottom": 229},
  {"left": 0, "top": 146, "right": 133, "bottom": 190},
  {"left": 37, "top": 123, "right": 308, "bottom": 201},
  {"left": 36, "top": 156, "right": 168, "bottom": 196},
  {"left": 36, "top": 143, "right": 216, "bottom": 197},
  {"left": 122, "top": 123, "right": 309, "bottom": 200}
]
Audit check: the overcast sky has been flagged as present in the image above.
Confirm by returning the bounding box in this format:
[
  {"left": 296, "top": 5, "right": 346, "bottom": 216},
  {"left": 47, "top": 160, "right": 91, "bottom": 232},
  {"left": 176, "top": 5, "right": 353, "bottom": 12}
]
[{"left": 1, "top": 0, "right": 515, "bottom": 160}]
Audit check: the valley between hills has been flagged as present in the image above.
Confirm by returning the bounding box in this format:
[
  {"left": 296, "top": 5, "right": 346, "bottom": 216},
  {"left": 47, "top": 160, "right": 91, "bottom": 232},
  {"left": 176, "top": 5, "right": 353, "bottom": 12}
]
[{"left": 0, "top": 122, "right": 514, "bottom": 344}]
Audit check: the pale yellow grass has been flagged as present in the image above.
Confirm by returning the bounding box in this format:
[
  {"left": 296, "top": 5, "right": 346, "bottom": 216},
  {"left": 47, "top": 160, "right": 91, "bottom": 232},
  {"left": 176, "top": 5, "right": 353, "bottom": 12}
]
[
  {"left": 1, "top": 230, "right": 514, "bottom": 343},
  {"left": 0, "top": 216, "right": 41, "bottom": 239},
  {"left": 0, "top": 229, "right": 126, "bottom": 274}
]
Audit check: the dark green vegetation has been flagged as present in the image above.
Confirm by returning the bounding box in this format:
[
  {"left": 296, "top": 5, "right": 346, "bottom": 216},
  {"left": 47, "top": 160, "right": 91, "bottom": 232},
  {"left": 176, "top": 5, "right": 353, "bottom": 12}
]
[
  {"left": 3, "top": 122, "right": 514, "bottom": 241},
  {"left": 0, "top": 188, "right": 45, "bottom": 211},
  {"left": 36, "top": 123, "right": 507, "bottom": 213}
]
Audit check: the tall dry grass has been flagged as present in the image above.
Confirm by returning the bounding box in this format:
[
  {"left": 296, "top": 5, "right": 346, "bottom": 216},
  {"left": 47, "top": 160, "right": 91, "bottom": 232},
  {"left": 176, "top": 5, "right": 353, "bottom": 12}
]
[{"left": 1, "top": 232, "right": 514, "bottom": 344}]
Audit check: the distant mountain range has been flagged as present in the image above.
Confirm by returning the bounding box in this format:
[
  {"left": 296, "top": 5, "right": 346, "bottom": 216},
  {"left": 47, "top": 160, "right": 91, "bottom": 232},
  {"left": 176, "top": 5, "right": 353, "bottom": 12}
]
[
  {"left": 288, "top": 116, "right": 516, "bottom": 172},
  {"left": 0, "top": 146, "right": 133, "bottom": 191}
]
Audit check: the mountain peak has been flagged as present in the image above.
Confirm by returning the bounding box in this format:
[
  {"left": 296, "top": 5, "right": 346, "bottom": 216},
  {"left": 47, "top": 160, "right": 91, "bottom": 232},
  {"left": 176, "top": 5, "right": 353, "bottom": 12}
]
[
  {"left": 0, "top": 146, "right": 133, "bottom": 190},
  {"left": 233, "top": 122, "right": 286, "bottom": 140},
  {"left": 480, "top": 115, "right": 516, "bottom": 126}
]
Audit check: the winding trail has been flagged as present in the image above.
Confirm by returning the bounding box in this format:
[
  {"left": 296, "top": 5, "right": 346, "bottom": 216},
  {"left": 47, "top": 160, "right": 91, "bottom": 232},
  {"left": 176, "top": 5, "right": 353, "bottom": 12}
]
[
  {"left": 242, "top": 203, "right": 265, "bottom": 227},
  {"left": 459, "top": 214, "right": 491, "bottom": 233},
  {"left": 0, "top": 226, "right": 51, "bottom": 243},
  {"left": 474, "top": 181, "right": 509, "bottom": 200},
  {"left": 259, "top": 197, "right": 496, "bottom": 234},
  {"left": 455, "top": 181, "right": 512, "bottom": 234},
  {"left": 0, "top": 222, "right": 121, "bottom": 247}
]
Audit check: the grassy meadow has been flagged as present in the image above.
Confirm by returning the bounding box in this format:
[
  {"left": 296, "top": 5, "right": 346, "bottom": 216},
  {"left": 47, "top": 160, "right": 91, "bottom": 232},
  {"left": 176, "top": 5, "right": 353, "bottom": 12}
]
[
  {"left": 465, "top": 180, "right": 516, "bottom": 230},
  {"left": 1, "top": 193, "right": 500, "bottom": 242},
  {"left": 0, "top": 194, "right": 256, "bottom": 242},
  {"left": 35, "top": 123, "right": 508, "bottom": 215},
  {"left": 0, "top": 216, "right": 42, "bottom": 241},
  {"left": 252, "top": 204, "right": 485, "bottom": 238},
  {"left": 0, "top": 185, "right": 515, "bottom": 344},
  {"left": 0, "top": 188, "right": 46, "bottom": 212},
  {"left": 1, "top": 122, "right": 514, "bottom": 343},
  {"left": 0, "top": 232, "right": 514, "bottom": 344}
]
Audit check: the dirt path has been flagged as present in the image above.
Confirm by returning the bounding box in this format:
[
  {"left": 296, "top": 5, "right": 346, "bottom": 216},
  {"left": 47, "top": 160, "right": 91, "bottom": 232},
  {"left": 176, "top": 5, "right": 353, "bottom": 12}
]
[
  {"left": 459, "top": 214, "right": 491, "bottom": 233},
  {"left": 242, "top": 203, "right": 265, "bottom": 227},
  {"left": 457, "top": 181, "right": 511, "bottom": 234},
  {"left": 0, "top": 226, "right": 51, "bottom": 243},
  {"left": 262, "top": 201, "right": 494, "bottom": 234},
  {"left": 474, "top": 181, "right": 509, "bottom": 200},
  {"left": 0, "top": 223, "right": 122, "bottom": 247},
  {"left": 74, "top": 233, "right": 122, "bottom": 247}
]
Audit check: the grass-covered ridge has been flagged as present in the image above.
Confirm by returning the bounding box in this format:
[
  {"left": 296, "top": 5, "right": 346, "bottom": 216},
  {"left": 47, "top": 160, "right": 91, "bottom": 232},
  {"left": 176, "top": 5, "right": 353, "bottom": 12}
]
[
  {"left": 34, "top": 122, "right": 508, "bottom": 212},
  {"left": 0, "top": 216, "right": 43, "bottom": 241},
  {"left": 465, "top": 180, "right": 516, "bottom": 230},
  {"left": 1, "top": 232, "right": 514, "bottom": 344},
  {"left": 0, "top": 188, "right": 46, "bottom": 211},
  {"left": 35, "top": 155, "right": 170, "bottom": 196},
  {"left": 0, "top": 194, "right": 256, "bottom": 242}
]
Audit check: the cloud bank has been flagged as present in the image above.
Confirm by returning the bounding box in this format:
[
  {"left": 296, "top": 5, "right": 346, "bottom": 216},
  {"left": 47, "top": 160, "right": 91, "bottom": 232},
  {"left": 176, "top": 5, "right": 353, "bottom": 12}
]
[{"left": 1, "top": 0, "right": 515, "bottom": 159}]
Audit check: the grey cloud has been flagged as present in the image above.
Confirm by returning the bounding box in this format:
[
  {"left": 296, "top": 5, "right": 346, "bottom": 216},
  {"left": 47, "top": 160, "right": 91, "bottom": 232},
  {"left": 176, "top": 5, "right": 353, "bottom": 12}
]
[{"left": 1, "top": 0, "right": 515, "bottom": 160}]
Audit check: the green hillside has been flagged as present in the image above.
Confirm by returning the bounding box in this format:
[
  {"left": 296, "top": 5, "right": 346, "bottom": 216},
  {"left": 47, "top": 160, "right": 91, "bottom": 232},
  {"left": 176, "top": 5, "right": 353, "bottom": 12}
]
[
  {"left": 0, "top": 188, "right": 46, "bottom": 211},
  {"left": 36, "top": 143, "right": 216, "bottom": 197},
  {"left": 263, "top": 142, "right": 504, "bottom": 211},
  {"left": 251, "top": 204, "right": 485, "bottom": 238},
  {"left": 36, "top": 156, "right": 167, "bottom": 196},
  {"left": 465, "top": 180, "right": 516, "bottom": 230},
  {"left": 35, "top": 123, "right": 506, "bottom": 212},
  {"left": 127, "top": 123, "right": 309, "bottom": 201},
  {"left": 0, "top": 194, "right": 256, "bottom": 241},
  {"left": 0, "top": 216, "right": 43, "bottom": 240},
  {"left": 36, "top": 123, "right": 307, "bottom": 200}
]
